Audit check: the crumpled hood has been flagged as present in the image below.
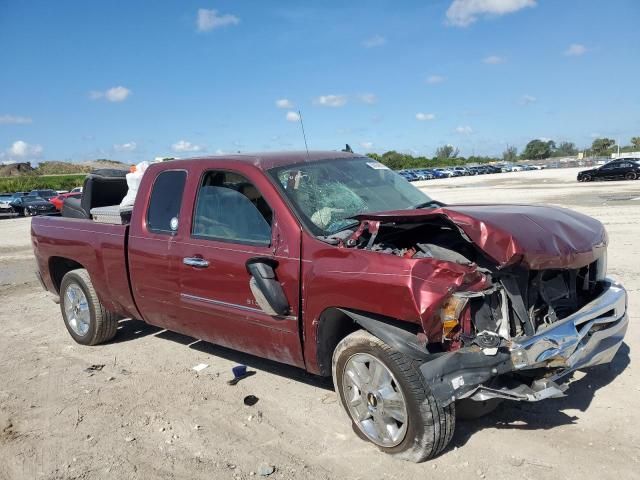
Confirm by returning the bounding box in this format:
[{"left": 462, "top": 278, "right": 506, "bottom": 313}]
[{"left": 354, "top": 204, "right": 607, "bottom": 269}]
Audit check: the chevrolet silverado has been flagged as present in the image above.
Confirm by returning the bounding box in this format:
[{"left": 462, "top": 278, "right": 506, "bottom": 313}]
[{"left": 31, "top": 151, "right": 629, "bottom": 462}]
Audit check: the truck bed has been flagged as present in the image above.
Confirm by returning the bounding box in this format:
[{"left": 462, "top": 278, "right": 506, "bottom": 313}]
[{"left": 31, "top": 216, "right": 141, "bottom": 320}]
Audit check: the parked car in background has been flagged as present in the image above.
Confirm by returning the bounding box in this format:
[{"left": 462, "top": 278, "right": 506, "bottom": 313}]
[
  {"left": 10, "top": 195, "right": 57, "bottom": 216},
  {"left": 0, "top": 194, "right": 17, "bottom": 217},
  {"left": 9, "top": 191, "right": 29, "bottom": 200},
  {"left": 427, "top": 168, "right": 447, "bottom": 179},
  {"left": 398, "top": 170, "right": 419, "bottom": 182},
  {"left": 412, "top": 169, "right": 434, "bottom": 180},
  {"left": 29, "top": 189, "right": 59, "bottom": 200},
  {"left": 434, "top": 168, "right": 454, "bottom": 178},
  {"left": 70, "top": 186, "right": 83, "bottom": 193},
  {"left": 452, "top": 166, "right": 470, "bottom": 176},
  {"left": 50, "top": 192, "right": 82, "bottom": 211},
  {"left": 577, "top": 158, "right": 640, "bottom": 182}
]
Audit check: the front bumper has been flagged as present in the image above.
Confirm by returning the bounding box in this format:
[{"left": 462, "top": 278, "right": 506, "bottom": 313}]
[{"left": 420, "top": 278, "right": 629, "bottom": 405}]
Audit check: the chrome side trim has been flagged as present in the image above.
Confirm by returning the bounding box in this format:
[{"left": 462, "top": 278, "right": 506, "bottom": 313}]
[{"left": 180, "top": 293, "right": 297, "bottom": 320}]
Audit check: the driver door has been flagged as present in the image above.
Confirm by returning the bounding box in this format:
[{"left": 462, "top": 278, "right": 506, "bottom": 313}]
[{"left": 172, "top": 167, "right": 304, "bottom": 367}]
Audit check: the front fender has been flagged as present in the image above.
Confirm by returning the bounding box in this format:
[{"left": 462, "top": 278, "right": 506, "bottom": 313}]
[{"left": 337, "top": 308, "right": 430, "bottom": 361}]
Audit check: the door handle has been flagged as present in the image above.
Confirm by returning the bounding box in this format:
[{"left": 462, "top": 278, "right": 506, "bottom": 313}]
[{"left": 183, "top": 257, "right": 209, "bottom": 268}]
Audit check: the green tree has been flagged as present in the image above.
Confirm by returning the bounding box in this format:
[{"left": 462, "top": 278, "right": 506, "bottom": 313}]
[
  {"left": 554, "top": 141, "right": 578, "bottom": 157},
  {"left": 591, "top": 138, "right": 616, "bottom": 156},
  {"left": 521, "top": 139, "right": 553, "bottom": 160},
  {"left": 502, "top": 146, "right": 518, "bottom": 162},
  {"left": 631, "top": 137, "right": 640, "bottom": 150},
  {"left": 435, "top": 144, "right": 459, "bottom": 160}
]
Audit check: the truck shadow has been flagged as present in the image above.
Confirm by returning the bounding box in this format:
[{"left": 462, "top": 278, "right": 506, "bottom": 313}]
[
  {"left": 113, "top": 321, "right": 334, "bottom": 390},
  {"left": 111, "top": 319, "right": 630, "bottom": 443},
  {"left": 449, "top": 342, "right": 630, "bottom": 451}
]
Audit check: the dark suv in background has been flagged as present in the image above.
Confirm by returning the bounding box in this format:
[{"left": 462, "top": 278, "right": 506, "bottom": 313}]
[
  {"left": 578, "top": 158, "right": 640, "bottom": 182},
  {"left": 29, "top": 189, "right": 59, "bottom": 200}
]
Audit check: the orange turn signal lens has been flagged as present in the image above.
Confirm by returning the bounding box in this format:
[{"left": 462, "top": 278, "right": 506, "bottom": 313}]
[{"left": 440, "top": 295, "right": 469, "bottom": 339}]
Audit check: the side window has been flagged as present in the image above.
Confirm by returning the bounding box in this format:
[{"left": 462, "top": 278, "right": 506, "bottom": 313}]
[
  {"left": 147, "top": 170, "right": 187, "bottom": 234},
  {"left": 192, "top": 171, "right": 272, "bottom": 245}
]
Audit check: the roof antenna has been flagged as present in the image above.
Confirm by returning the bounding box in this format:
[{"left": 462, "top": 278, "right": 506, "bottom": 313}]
[{"left": 298, "top": 110, "right": 310, "bottom": 159}]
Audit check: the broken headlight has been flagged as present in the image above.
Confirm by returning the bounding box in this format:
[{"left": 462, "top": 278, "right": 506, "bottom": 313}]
[{"left": 440, "top": 294, "right": 469, "bottom": 339}]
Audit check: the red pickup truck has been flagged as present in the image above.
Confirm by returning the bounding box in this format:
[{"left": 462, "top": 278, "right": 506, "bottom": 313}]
[{"left": 31, "top": 151, "right": 629, "bottom": 462}]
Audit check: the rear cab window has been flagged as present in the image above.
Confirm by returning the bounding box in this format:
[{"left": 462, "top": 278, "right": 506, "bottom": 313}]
[{"left": 146, "top": 170, "right": 187, "bottom": 234}]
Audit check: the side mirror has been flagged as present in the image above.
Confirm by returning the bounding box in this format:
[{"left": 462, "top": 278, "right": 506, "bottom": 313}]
[{"left": 246, "top": 258, "right": 290, "bottom": 317}]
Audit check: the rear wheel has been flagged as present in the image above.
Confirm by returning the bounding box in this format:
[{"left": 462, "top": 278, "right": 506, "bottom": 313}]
[
  {"left": 60, "top": 269, "right": 119, "bottom": 345},
  {"left": 625, "top": 172, "right": 637, "bottom": 180},
  {"left": 332, "top": 330, "right": 455, "bottom": 462}
]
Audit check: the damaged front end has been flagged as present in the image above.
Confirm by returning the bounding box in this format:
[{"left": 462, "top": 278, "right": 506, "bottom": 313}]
[{"left": 339, "top": 205, "right": 629, "bottom": 406}]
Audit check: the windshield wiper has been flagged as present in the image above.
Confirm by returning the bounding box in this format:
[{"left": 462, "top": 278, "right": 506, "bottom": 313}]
[{"left": 412, "top": 200, "right": 443, "bottom": 209}]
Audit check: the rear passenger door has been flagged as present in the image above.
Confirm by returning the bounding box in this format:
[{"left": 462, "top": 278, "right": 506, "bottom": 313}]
[
  {"left": 172, "top": 168, "right": 304, "bottom": 367},
  {"left": 129, "top": 169, "right": 188, "bottom": 331}
]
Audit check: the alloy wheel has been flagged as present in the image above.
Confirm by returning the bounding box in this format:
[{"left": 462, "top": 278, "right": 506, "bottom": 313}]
[{"left": 342, "top": 352, "right": 408, "bottom": 447}]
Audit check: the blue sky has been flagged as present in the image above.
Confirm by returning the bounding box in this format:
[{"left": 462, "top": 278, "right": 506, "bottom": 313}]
[{"left": 1, "top": 0, "right": 639, "bottom": 164}]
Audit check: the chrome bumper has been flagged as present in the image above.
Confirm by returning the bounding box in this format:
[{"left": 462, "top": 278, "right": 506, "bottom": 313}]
[
  {"left": 421, "top": 279, "right": 629, "bottom": 404},
  {"left": 511, "top": 278, "right": 627, "bottom": 373}
]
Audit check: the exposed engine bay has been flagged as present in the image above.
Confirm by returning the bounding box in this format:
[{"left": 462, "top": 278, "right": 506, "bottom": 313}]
[
  {"left": 325, "top": 214, "right": 622, "bottom": 407},
  {"left": 334, "top": 218, "right": 606, "bottom": 347}
]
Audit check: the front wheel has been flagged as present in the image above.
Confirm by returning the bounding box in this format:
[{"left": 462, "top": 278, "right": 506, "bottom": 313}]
[
  {"left": 332, "top": 330, "right": 455, "bottom": 462},
  {"left": 60, "top": 269, "right": 119, "bottom": 345}
]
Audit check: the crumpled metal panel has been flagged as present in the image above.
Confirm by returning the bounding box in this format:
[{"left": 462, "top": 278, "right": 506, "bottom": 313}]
[{"left": 353, "top": 204, "right": 608, "bottom": 269}]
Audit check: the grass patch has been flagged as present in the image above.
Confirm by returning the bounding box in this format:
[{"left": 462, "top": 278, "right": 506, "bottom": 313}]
[{"left": 0, "top": 174, "right": 86, "bottom": 193}]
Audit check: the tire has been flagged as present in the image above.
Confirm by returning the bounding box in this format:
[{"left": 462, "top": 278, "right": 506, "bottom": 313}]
[
  {"left": 582, "top": 174, "right": 592, "bottom": 182},
  {"left": 625, "top": 172, "right": 636, "bottom": 180},
  {"left": 332, "top": 330, "right": 455, "bottom": 462},
  {"left": 59, "top": 269, "right": 119, "bottom": 345}
]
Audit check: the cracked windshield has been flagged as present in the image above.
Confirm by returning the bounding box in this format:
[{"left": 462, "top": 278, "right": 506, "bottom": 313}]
[{"left": 271, "top": 157, "right": 431, "bottom": 235}]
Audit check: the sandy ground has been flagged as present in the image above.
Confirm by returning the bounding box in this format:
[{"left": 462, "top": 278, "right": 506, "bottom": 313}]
[{"left": 0, "top": 167, "right": 638, "bottom": 480}]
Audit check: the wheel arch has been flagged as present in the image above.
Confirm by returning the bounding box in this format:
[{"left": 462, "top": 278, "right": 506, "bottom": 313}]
[
  {"left": 315, "top": 307, "right": 429, "bottom": 377},
  {"left": 49, "top": 256, "right": 85, "bottom": 294}
]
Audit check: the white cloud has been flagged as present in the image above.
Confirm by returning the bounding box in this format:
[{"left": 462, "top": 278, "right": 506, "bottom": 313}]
[
  {"left": 171, "top": 140, "right": 203, "bottom": 153},
  {"left": 197, "top": 8, "right": 240, "bottom": 32},
  {"left": 520, "top": 94, "right": 537, "bottom": 105},
  {"left": 483, "top": 55, "right": 505, "bottom": 64},
  {"left": 564, "top": 43, "right": 587, "bottom": 56},
  {"left": 446, "top": 0, "right": 536, "bottom": 27},
  {"left": 455, "top": 125, "right": 473, "bottom": 134},
  {"left": 314, "top": 94, "right": 347, "bottom": 107},
  {"left": 0, "top": 114, "right": 32, "bottom": 125},
  {"left": 6, "top": 140, "right": 43, "bottom": 159},
  {"left": 362, "top": 34, "right": 386, "bottom": 48},
  {"left": 416, "top": 112, "right": 436, "bottom": 121},
  {"left": 426, "top": 75, "right": 446, "bottom": 84},
  {"left": 90, "top": 86, "right": 131, "bottom": 102},
  {"left": 276, "top": 98, "right": 294, "bottom": 109},
  {"left": 357, "top": 93, "right": 377, "bottom": 104},
  {"left": 286, "top": 111, "right": 300, "bottom": 122},
  {"left": 114, "top": 141, "right": 137, "bottom": 152},
  {"left": 360, "top": 141, "right": 374, "bottom": 150}
]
